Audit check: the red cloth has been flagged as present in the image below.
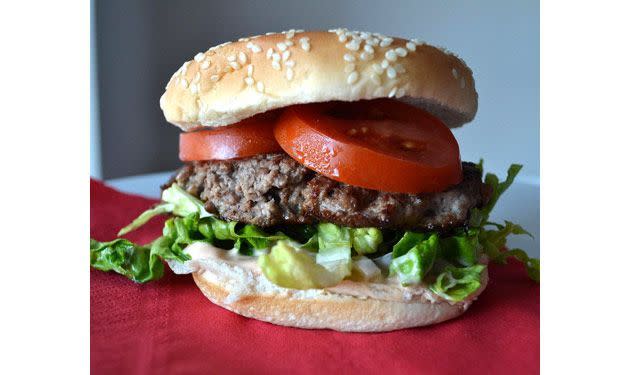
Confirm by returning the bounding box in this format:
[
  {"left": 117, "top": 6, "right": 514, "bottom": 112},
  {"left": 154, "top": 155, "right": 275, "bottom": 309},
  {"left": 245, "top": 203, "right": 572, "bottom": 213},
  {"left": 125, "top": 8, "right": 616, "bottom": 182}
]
[{"left": 91, "top": 179, "right": 539, "bottom": 374}]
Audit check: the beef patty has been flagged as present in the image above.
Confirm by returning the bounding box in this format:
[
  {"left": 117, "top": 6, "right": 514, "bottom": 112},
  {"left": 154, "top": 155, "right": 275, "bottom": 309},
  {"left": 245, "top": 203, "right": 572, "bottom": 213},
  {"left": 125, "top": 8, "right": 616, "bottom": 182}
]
[{"left": 169, "top": 153, "right": 491, "bottom": 232}]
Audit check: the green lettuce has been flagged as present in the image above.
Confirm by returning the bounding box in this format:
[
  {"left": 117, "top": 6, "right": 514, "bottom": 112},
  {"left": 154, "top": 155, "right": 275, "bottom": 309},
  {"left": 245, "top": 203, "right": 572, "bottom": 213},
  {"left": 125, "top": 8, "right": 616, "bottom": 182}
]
[
  {"left": 258, "top": 241, "right": 345, "bottom": 289},
  {"left": 471, "top": 162, "right": 540, "bottom": 282},
  {"left": 429, "top": 264, "right": 486, "bottom": 302},
  {"left": 118, "top": 184, "right": 212, "bottom": 236},
  {"left": 389, "top": 233, "right": 438, "bottom": 285},
  {"left": 440, "top": 229, "right": 480, "bottom": 267},
  {"left": 90, "top": 235, "right": 189, "bottom": 283},
  {"left": 315, "top": 223, "right": 352, "bottom": 278},
  {"left": 350, "top": 227, "right": 383, "bottom": 255}
]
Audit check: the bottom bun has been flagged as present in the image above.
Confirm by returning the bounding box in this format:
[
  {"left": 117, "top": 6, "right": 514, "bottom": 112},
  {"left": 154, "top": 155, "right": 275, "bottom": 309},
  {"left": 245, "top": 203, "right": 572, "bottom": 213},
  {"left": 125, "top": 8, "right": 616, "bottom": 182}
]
[{"left": 192, "top": 266, "right": 488, "bottom": 332}]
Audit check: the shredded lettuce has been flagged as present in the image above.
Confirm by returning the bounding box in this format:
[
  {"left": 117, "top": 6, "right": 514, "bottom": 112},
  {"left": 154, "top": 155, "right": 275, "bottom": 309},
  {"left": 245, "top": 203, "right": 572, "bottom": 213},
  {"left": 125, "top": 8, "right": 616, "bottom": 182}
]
[
  {"left": 350, "top": 228, "right": 383, "bottom": 255},
  {"left": 118, "top": 184, "right": 211, "bottom": 236},
  {"left": 315, "top": 223, "right": 352, "bottom": 279},
  {"left": 429, "top": 265, "right": 486, "bottom": 302},
  {"left": 90, "top": 236, "right": 189, "bottom": 283},
  {"left": 440, "top": 229, "right": 480, "bottom": 267},
  {"left": 258, "top": 241, "right": 345, "bottom": 289},
  {"left": 471, "top": 162, "right": 540, "bottom": 282},
  {"left": 389, "top": 233, "right": 438, "bottom": 285}
]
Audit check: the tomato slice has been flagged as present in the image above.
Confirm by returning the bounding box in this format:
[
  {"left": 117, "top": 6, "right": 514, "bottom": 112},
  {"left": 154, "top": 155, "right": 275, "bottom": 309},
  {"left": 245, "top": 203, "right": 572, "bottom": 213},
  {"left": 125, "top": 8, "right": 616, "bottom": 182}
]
[
  {"left": 179, "top": 111, "right": 283, "bottom": 161},
  {"left": 274, "top": 99, "right": 462, "bottom": 193}
]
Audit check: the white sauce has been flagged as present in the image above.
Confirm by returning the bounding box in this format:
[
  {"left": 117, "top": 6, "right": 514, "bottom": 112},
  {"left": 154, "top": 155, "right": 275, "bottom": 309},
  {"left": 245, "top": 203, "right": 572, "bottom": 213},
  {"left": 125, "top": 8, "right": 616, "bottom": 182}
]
[{"left": 168, "top": 242, "right": 474, "bottom": 305}]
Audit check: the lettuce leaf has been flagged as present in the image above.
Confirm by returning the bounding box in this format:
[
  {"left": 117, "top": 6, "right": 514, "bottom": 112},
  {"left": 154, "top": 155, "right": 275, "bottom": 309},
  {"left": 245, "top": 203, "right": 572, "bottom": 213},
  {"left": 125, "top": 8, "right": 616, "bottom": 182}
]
[
  {"left": 471, "top": 162, "right": 540, "bottom": 282},
  {"left": 429, "top": 264, "right": 486, "bottom": 302},
  {"left": 440, "top": 229, "right": 480, "bottom": 267},
  {"left": 90, "top": 235, "right": 190, "bottom": 283},
  {"left": 258, "top": 241, "right": 345, "bottom": 289},
  {"left": 118, "top": 184, "right": 213, "bottom": 236},
  {"left": 479, "top": 221, "right": 539, "bottom": 282},
  {"left": 389, "top": 233, "right": 438, "bottom": 285},
  {"left": 350, "top": 227, "right": 383, "bottom": 255},
  {"left": 315, "top": 223, "right": 352, "bottom": 278}
]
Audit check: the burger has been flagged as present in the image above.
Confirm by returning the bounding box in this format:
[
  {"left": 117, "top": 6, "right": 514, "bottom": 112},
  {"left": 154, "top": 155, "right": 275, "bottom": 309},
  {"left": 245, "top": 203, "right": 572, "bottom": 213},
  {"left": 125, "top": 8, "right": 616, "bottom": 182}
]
[{"left": 90, "top": 29, "right": 538, "bottom": 332}]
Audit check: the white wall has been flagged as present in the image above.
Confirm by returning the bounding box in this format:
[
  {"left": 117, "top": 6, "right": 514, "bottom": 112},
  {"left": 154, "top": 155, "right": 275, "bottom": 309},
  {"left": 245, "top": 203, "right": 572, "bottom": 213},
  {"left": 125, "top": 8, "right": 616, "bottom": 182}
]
[{"left": 93, "top": 0, "right": 539, "bottom": 180}]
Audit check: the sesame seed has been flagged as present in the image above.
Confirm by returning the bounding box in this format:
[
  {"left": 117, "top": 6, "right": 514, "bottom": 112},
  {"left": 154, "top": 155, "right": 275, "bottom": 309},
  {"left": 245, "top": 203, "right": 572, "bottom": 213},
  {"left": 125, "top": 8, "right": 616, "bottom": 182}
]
[
  {"left": 460, "top": 77, "right": 466, "bottom": 88},
  {"left": 247, "top": 64, "right": 253, "bottom": 76},
  {"left": 193, "top": 72, "right": 201, "bottom": 83},
  {"left": 380, "top": 37, "right": 393, "bottom": 47},
  {"left": 180, "top": 61, "right": 190, "bottom": 75},
  {"left": 266, "top": 48, "right": 273, "bottom": 59},
  {"left": 286, "top": 68, "right": 294, "bottom": 81},
  {"left": 339, "top": 34, "right": 348, "bottom": 42},
  {"left": 285, "top": 40, "right": 294, "bottom": 47},
  {"left": 238, "top": 37, "right": 250, "bottom": 42},
  {"left": 277, "top": 42, "right": 287, "bottom": 51},
  {"left": 367, "top": 38, "right": 379, "bottom": 46},
  {"left": 265, "top": 32, "right": 276, "bottom": 35},
  {"left": 282, "top": 50, "right": 290, "bottom": 61},
  {"left": 286, "top": 29, "right": 295, "bottom": 39},
  {"left": 406, "top": 42, "right": 416, "bottom": 52},
  {"left": 295, "top": 29, "right": 304, "bottom": 33},
  {"left": 372, "top": 63, "right": 384, "bottom": 74},
  {"left": 385, "top": 50, "right": 398, "bottom": 61},
  {"left": 272, "top": 61, "right": 281, "bottom": 70},
  {"left": 301, "top": 42, "right": 310, "bottom": 51},
  {"left": 344, "top": 63, "right": 356, "bottom": 73},
  {"left": 229, "top": 61, "right": 241, "bottom": 70},
  {"left": 395, "top": 47, "right": 408, "bottom": 57},
  {"left": 251, "top": 44, "right": 262, "bottom": 53},
  {"left": 194, "top": 52, "right": 205, "bottom": 62},
  {"left": 359, "top": 31, "right": 371, "bottom": 39},
  {"left": 238, "top": 51, "right": 247, "bottom": 64},
  {"left": 210, "top": 75, "right": 219, "bottom": 82},
  {"left": 244, "top": 76, "right": 254, "bottom": 86},
  {"left": 386, "top": 66, "right": 397, "bottom": 79},
  {"left": 190, "top": 83, "right": 198, "bottom": 94},
  {"left": 411, "top": 38, "right": 421, "bottom": 44},
  {"left": 347, "top": 71, "right": 359, "bottom": 84},
  {"left": 370, "top": 73, "right": 381, "bottom": 85},
  {"left": 345, "top": 40, "right": 360, "bottom": 51},
  {"left": 227, "top": 55, "right": 236, "bottom": 62},
  {"left": 343, "top": 53, "right": 356, "bottom": 62},
  {"left": 388, "top": 87, "right": 398, "bottom": 97},
  {"left": 360, "top": 51, "right": 373, "bottom": 61},
  {"left": 272, "top": 53, "right": 281, "bottom": 62},
  {"left": 256, "top": 81, "right": 265, "bottom": 93},
  {"left": 452, "top": 68, "right": 459, "bottom": 79},
  {"left": 360, "top": 126, "right": 368, "bottom": 133},
  {"left": 381, "top": 60, "right": 390, "bottom": 69},
  {"left": 200, "top": 61, "right": 211, "bottom": 70},
  {"left": 285, "top": 60, "right": 295, "bottom": 67},
  {"left": 348, "top": 128, "right": 357, "bottom": 135},
  {"left": 246, "top": 42, "right": 254, "bottom": 49},
  {"left": 299, "top": 37, "right": 310, "bottom": 44},
  {"left": 363, "top": 44, "right": 374, "bottom": 54},
  {"left": 180, "top": 79, "right": 189, "bottom": 88},
  {"left": 394, "top": 64, "right": 406, "bottom": 73}
]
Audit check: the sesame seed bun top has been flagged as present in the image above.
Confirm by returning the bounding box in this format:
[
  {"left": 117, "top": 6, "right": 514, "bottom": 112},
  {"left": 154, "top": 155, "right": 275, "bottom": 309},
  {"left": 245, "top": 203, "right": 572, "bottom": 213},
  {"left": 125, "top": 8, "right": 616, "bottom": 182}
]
[{"left": 160, "top": 28, "right": 478, "bottom": 131}]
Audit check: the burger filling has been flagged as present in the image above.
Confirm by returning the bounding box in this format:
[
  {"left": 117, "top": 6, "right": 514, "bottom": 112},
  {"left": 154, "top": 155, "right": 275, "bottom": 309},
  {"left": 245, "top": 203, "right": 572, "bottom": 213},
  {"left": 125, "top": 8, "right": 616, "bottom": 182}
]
[{"left": 90, "top": 99, "right": 538, "bottom": 303}]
